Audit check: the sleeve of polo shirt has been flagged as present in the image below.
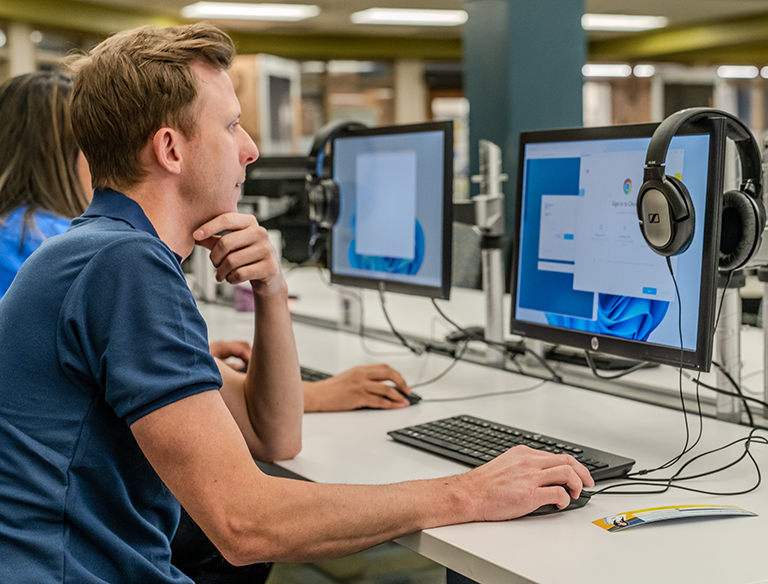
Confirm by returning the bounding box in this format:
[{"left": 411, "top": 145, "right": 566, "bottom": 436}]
[{"left": 57, "top": 236, "right": 223, "bottom": 425}]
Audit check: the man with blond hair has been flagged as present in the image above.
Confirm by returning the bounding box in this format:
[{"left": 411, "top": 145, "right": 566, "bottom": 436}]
[{"left": 0, "top": 23, "right": 592, "bottom": 583}]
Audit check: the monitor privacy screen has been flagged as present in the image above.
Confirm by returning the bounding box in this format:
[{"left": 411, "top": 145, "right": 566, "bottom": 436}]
[
  {"left": 330, "top": 122, "right": 453, "bottom": 299},
  {"left": 511, "top": 123, "right": 722, "bottom": 371}
]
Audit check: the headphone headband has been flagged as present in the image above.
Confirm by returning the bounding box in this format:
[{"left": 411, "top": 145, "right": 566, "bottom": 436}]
[
  {"left": 645, "top": 107, "right": 761, "bottom": 195},
  {"left": 639, "top": 107, "right": 766, "bottom": 270},
  {"left": 307, "top": 120, "right": 367, "bottom": 180}
]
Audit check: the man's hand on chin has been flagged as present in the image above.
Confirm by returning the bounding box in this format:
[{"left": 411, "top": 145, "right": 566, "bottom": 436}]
[{"left": 193, "top": 213, "right": 286, "bottom": 298}]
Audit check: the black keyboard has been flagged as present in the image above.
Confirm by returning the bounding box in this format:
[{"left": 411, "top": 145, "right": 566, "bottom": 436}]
[
  {"left": 388, "top": 415, "right": 634, "bottom": 481},
  {"left": 300, "top": 366, "right": 332, "bottom": 382}
]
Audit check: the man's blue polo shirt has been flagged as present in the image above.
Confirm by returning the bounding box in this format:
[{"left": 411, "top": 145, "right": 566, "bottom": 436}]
[{"left": 0, "top": 189, "right": 222, "bottom": 583}]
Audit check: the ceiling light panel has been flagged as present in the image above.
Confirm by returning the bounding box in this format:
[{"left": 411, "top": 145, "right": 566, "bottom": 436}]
[
  {"left": 182, "top": 2, "right": 320, "bottom": 22},
  {"left": 717, "top": 65, "right": 758, "bottom": 79},
  {"left": 582, "top": 63, "right": 632, "bottom": 78},
  {"left": 582, "top": 14, "right": 668, "bottom": 32},
  {"left": 351, "top": 8, "right": 468, "bottom": 26}
]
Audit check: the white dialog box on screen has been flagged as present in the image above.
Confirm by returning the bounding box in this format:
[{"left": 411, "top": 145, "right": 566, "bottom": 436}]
[
  {"left": 572, "top": 149, "right": 683, "bottom": 301},
  {"left": 538, "top": 194, "right": 579, "bottom": 273},
  {"left": 355, "top": 151, "right": 417, "bottom": 259}
]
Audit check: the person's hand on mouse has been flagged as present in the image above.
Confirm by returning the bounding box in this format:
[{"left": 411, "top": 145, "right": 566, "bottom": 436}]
[
  {"left": 209, "top": 341, "right": 412, "bottom": 412},
  {"left": 455, "top": 446, "right": 595, "bottom": 520},
  {"left": 303, "top": 364, "right": 413, "bottom": 412}
]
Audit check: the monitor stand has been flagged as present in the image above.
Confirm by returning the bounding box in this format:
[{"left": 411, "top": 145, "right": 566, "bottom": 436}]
[
  {"left": 443, "top": 330, "right": 653, "bottom": 372},
  {"left": 545, "top": 345, "right": 657, "bottom": 372}
]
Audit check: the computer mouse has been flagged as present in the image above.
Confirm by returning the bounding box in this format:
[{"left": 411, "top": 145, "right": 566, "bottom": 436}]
[
  {"left": 395, "top": 386, "right": 422, "bottom": 405},
  {"left": 526, "top": 486, "right": 592, "bottom": 517}
]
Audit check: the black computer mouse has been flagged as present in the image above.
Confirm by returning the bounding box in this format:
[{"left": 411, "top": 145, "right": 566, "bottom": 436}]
[
  {"left": 395, "top": 386, "right": 422, "bottom": 405},
  {"left": 527, "top": 486, "right": 592, "bottom": 516}
]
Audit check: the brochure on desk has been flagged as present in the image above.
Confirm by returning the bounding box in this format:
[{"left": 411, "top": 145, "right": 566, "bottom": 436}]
[{"left": 593, "top": 504, "right": 756, "bottom": 532}]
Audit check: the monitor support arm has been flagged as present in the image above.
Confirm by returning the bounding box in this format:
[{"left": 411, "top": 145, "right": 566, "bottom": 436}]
[
  {"left": 758, "top": 267, "right": 768, "bottom": 419},
  {"left": 455, "top": 140, "right": 508, "bottom": 368},
  {"left": 715, "top": 270, "right": 746, "bottom": 422}
]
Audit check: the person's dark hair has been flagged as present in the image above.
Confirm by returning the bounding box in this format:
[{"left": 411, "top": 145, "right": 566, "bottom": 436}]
[
  {"left": 0, "top": 72, "right": 88, "bottom": 239},
  {"left": 69, "top": 23, "right": 236, "bottom": 191}
]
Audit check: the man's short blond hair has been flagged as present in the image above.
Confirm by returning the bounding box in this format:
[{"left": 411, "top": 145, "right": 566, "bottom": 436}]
[{"left": 70, "top": 23, "right": 235, "bottom": 190}]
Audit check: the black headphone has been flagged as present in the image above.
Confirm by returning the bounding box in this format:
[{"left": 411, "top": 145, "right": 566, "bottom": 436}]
[
  {"left": 637, "top": 107, "right": 765, "bottom": 272},
  {"left": 306, "top": 120, "right": 366, "bottom": 229}
]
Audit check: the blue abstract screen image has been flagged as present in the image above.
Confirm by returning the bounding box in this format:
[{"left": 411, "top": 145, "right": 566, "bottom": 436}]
[
  {"left": 513, "top": 133, "right": 710, "bottom": 351},
  {"left": 347, "top": 214, "right": 425, "bottom": 275},
  {"left": 546, "top": 294, "right": 669, "bottom": 341}
]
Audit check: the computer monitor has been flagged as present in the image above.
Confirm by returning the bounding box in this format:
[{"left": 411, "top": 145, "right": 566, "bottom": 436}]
[
  {"left": 510, "top": 121, "right": 724, "bottom": 371},
  {"left": 329, "top": 121, "right": 454, "bottom": 299}
]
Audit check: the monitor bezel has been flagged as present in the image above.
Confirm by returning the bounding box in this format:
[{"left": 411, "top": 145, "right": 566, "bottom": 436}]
[
  {"left": 328, "top": 120, "right": 454, "bottom": 300},
  {"left": 509, "top": 120, "right": 725, "bottom": 372}
]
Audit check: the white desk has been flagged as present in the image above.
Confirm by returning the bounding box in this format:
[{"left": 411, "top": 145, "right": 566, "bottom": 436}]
[{"left": 199, "top": 301, "right": 768, "bottom": 584}]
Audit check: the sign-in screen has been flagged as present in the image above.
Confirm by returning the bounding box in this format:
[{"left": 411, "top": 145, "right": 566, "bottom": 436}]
[{"left": 514, "top": 134, "right": 710, "bottom": 350}]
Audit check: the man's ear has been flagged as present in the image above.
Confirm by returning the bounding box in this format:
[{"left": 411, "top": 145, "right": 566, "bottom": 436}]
[{"left": 152, "top": 127, "right": 183, "bottom": 175}]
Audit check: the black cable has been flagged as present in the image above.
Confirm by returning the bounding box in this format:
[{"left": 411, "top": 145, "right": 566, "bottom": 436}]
[
  {"left": 378, "top": 287, "right": 425, "bottom": 356},
  {"left": 421, "top": 379, "right": 548, "bottom": 403},
  {"left": 596, "top": 269, "right": 767, "bottom": 498},
  {"left": 639, "top": 265, "right": 735, "bottom": 476},
  {"left": 521, "top": 346, "right": 564, "bottom": 384},
  {"left": 591, "top": 428, "right": 767, "bottom": 498},
  {"left": 315, "top": 268, "right": 413, "bottom": 358},
  {"left": 683, "top": 374, "right": 768, "bottom": 412},
  {"left": 583, "top": 351, "right": 651, "bottom": 379},
  {"left": 624, "top": 260, "right": 703, "bottom": 476},
  {"left": 410, "top": 340, "right": 469, "bottom": 389},
  {"left": 429, "top": 299, "right": 505, "bottom": 354},
  {"left": 642, "top": 256, "right": 696, "bottom": 473},
  {"left": 430, "top": 298, "right": 563, "bottom": 383}
]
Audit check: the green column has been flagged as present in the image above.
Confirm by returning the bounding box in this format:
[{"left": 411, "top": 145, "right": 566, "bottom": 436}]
[{"left": 464, "top": 0, "right": 586, "bottom": 240}]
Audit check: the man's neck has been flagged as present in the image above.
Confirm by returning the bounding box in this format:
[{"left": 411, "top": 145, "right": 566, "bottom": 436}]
[{"left": 117, "top": 183, "right": 196, "bottom": 260}]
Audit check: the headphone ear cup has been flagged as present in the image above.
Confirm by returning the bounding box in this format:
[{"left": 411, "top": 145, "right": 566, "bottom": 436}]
[
  {"left": 638, "top": 174, "right": 695, "bottom": 256},
  {"left": 308, "top": 179, "right": 339, "bottom": 228},
  {"left": 719, "top": 190, "right": 761, "bottom": 271},
  {"left": 664, "top": 175, "right": 695, "bottom": 256}
]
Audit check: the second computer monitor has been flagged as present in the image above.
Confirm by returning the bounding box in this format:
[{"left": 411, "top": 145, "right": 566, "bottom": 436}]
[
  {"left": 329, "top": 121, "right": 453, "bottom": 299},
  {"left": 510, "top": 121, "right": 724, "bottom": 371}
]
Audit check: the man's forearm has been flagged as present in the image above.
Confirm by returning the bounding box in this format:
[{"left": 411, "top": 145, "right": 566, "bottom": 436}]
[
  {"left": 243, "top": 286, "right": 303, "bottom": 460},
  {"left": 135, "top": 392, "right": 592, "bottom": 570},
  {"left": 220, "top": 473, "right": 474, "bottom": 565}
]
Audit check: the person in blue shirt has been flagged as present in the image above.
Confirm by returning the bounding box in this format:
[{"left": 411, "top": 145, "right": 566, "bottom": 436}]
[
  {"left": 0, "top": 68, "right": 415, "bottom": 584},
  {"left": 0, "top": 72, "right": 92, "bottom": 297},
  {"left": 0, "top": 23, "right": 592, "bottom": 584}
]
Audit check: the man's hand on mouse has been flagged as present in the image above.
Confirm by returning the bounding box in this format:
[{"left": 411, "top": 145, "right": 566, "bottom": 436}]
[
  {"left": 454, "top": 446, "right": 595, "bottom": 521},
  {"left": 207, "top": 340, "right": 412, "bottom": 413},
  {"left": 194, "top": 213, "right": 285, "bottom": 298},
  {"left": 304, "top": 364, "right": 413, "bottom": 412}
]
